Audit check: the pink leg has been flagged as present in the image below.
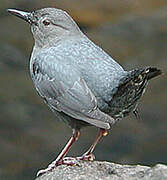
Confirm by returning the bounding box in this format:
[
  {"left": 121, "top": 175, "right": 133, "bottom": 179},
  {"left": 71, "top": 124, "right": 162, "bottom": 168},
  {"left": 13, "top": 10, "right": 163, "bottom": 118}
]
[
  {"left": 37, "top": 129, "right": 80, "bottom": 177},
  {"left": 76, "top": 128, "right": 108, "bottom": 161}
]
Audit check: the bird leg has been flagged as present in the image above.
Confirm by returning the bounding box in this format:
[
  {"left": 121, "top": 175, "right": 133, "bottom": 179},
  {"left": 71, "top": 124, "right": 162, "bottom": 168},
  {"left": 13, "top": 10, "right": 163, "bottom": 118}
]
[
  {"left": 37, "top": 129, "right": 80, "bottom": 177},
  {"left": 76, "top": 128, "right": 108, "bottom": 161}
]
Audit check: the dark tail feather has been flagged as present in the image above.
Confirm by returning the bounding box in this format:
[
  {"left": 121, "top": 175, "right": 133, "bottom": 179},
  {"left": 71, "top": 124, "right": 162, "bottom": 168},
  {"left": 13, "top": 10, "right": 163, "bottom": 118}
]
[
  {"left": 108, "top": 66, "right": 161, "bottom": 119},
  {"left": 146, "top": 67, "right": 162, "bottom": 80}
]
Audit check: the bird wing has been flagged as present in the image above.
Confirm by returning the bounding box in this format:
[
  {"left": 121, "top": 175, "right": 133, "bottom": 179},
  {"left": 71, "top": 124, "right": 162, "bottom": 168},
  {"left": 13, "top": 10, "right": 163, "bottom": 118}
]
[{"left": 31, "top": 57, "right": 115, "bottom": 129}]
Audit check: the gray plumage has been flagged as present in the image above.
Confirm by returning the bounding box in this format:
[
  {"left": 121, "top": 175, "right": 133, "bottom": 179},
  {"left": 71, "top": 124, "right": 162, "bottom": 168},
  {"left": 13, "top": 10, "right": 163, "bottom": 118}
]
[
  {"left": 8, "top": 8, "right": 162, "bottom": 176},
  {"left": 8, "top": 8, "right": 161, "bottom": 130}
]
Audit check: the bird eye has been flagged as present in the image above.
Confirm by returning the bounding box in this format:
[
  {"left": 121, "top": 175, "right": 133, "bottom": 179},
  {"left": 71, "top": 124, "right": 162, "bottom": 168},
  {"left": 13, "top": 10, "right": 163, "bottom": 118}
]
[{"left": 42, "top": 19, "right": 50, "bottom": 26}]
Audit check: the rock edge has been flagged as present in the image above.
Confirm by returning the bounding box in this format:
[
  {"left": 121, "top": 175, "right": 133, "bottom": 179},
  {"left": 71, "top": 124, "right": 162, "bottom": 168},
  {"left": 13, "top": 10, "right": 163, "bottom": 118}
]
[{"left": 35, "top": 161, "right": 167, "bottom": 180}]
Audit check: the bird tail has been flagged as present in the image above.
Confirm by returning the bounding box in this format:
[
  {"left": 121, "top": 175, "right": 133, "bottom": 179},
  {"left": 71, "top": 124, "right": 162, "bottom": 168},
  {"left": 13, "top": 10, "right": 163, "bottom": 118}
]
[
  {"left": 108, "top": 66, "right": 162, "bottom": 119},
  {"left": 145, "top": 67, "right": 162, "bottom": 80},
  {"left": 117, "top": 67, "right": 162, "bottom": 92},
  {"left": 126, "top": 67, "right": 162, "bottom": 85}
]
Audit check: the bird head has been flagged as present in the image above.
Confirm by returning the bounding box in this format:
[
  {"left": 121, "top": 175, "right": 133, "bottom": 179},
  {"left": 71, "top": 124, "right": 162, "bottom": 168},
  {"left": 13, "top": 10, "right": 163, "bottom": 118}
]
[{"left": 7, "top": 8, "right": 82, "bottom": 47}]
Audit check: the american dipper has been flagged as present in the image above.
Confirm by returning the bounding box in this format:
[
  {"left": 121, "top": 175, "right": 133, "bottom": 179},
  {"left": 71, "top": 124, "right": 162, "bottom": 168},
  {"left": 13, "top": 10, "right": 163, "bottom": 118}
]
[{"left": 8, "top": 8, "right": 161, "bottom": 176}]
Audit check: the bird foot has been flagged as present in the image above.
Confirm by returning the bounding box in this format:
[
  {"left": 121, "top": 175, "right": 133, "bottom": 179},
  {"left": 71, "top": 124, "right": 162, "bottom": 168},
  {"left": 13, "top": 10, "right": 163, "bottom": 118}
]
[
  {"left": 36, "top": 154, "right": 95, "bottom": 177},
  {"left": 61, "top": 157, "right": 81, "bottom": 166},
  {"left": 36, "top": 157, "right": 80, "bottom": 177},
  {"left": 76, "top": 153, "right": 95, "bottom": 161}
]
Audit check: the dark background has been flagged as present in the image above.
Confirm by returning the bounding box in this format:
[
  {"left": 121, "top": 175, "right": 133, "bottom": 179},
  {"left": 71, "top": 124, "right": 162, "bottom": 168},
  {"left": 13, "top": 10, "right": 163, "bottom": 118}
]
[{"left": 0, "top": 0, "right": 166, "bottom": 179}]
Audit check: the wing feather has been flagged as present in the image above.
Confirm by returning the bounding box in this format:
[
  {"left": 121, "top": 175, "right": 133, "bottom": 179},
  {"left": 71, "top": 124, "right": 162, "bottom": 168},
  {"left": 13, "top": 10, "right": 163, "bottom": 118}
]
[{"left": 31, "top": 59, "right": 115, "bottom": 129}]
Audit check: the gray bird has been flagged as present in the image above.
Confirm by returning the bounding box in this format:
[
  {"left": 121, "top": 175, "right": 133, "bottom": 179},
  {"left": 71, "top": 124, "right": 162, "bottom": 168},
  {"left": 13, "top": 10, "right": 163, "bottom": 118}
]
[{"left": 8, "top": 8, "right": 161, "bottom": 177}]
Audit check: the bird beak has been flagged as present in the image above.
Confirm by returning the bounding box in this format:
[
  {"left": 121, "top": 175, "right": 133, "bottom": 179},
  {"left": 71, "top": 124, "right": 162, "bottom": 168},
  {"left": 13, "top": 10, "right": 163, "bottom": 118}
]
[{"left": 7, "top": 9, "right": 34, "bottom": 24}]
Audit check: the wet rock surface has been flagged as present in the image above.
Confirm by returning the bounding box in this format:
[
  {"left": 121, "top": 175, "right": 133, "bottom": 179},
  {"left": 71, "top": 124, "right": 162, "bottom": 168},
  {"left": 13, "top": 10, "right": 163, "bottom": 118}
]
[{"left": 36, "top": 161, "right": 167, "bottom": 180}]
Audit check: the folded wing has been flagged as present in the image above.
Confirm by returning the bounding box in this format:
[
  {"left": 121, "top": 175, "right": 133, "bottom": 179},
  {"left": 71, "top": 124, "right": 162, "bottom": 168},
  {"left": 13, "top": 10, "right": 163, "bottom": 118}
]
[{"left": 31, "top": 58, "right": 115, "bottom": 129}]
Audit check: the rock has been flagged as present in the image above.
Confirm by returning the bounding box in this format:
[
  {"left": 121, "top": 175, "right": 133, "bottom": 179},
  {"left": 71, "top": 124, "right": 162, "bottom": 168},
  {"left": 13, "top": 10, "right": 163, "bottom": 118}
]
[{"left": 35, "top": 161, "right": 167, "bottom": 180}]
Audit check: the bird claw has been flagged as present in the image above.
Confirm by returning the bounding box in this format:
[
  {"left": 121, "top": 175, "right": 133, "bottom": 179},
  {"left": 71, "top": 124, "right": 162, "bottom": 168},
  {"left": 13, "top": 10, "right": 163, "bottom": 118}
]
[
  {"left": 37, "top": 168, "right": 51, "bottom": 177},
  {"left": 76, "top": 153, "right": 95, "bottom": 161},
  {"left": 36, "top": 154, "right": 95, "bottom": 177},
  {"left": 62, "top": 157, "right": 81, "bottom": 166},
  {"left": 36, "top": 157, "right": 81, "bottom": 177}
]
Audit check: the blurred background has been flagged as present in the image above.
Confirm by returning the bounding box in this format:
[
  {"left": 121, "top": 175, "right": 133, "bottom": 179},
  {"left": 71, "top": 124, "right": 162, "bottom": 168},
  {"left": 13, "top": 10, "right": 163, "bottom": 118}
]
[{"left": 0, "top": 0, "right": 167, "bottom": 179}]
